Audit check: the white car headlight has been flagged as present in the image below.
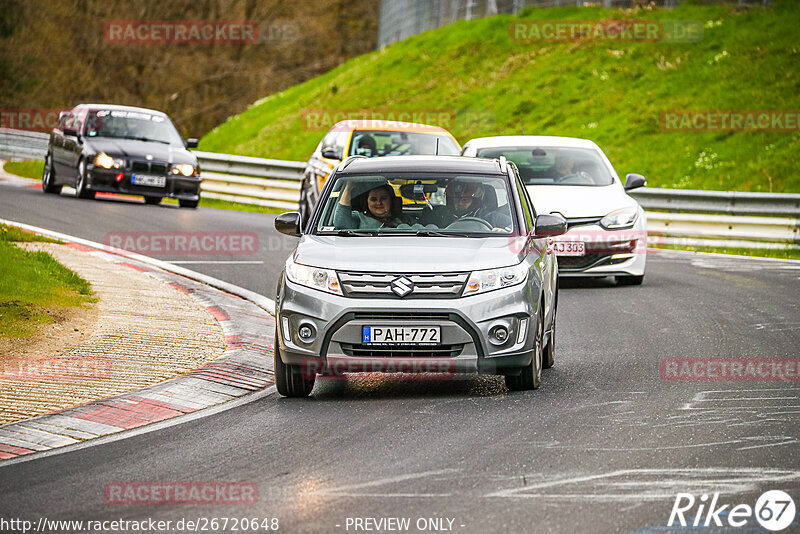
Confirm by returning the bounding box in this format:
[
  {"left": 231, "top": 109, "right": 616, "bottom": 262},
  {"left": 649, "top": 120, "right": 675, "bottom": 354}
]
[
  {"left": 464, "top": 262, "right": 528, "bottom": 296},
  {"left": 94, "top": 152, "right": 124, "bottom": 169},
  {"left": 170, "top": 164, "right": 195, "bottom": 177},
  {"left": 600, "top": 207, "right": 639, "bottom": 230},
  {"left": 285, "top": 256, "right": 342, "bottom": 295}
]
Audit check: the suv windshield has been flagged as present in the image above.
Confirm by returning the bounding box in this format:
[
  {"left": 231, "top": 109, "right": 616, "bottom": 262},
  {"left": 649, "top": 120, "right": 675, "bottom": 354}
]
[
  {"left": 476, "top": 146, "right": 614, "bottom": 186},
  {"left": 314, "top": 173, "right": 518, "bottom": 236},
  {"left": 83, "top": 109, "right": 184, "bottom": 145},
  {"left": 349, "top": 130, "right": 460, "bottom": 158}
]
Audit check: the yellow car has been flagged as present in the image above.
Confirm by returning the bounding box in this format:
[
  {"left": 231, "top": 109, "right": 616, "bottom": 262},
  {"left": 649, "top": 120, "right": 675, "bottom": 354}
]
[{"left": 298, "top": 120, "right": 460, "bottom": 228}]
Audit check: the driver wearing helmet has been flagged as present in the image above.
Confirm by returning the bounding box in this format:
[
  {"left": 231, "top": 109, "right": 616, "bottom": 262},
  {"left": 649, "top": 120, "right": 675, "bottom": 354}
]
[{"left": 438, "top": 180, "right": 512, "bottom": 230}]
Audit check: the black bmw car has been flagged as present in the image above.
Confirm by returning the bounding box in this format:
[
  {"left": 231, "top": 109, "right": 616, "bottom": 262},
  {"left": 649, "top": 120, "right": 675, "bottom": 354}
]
[{"left": 42, "top": 104, "right": 201, "bottom": 208}]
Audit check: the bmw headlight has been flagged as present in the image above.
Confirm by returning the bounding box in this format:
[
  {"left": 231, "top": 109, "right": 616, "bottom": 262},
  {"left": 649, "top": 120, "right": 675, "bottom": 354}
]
[
  {"left": 170, "top": 164, "right": 195, "bottom": 177},
  {"left": 285, "top": 256, "right": 342, "bottom": 295},
  {"left": 600, "top": 207, "right": 639, "bottom": 230},
  {"left": 94, "top": 152, "right": 124, "bottom": 169},
  {"left": 464, "top": 263, "right": 527, "bottom": 296}
]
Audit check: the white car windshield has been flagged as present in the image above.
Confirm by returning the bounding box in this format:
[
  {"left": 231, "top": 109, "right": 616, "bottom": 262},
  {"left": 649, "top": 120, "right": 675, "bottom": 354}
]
[
  {"left": 476, "top": 146, "right": 614, "bottom": 186},
  {"left": 314, "top": 173, "right": 518, "bottom": 236}
]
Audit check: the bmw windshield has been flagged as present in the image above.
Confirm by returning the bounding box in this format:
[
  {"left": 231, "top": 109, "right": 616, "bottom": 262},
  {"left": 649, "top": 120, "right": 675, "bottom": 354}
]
[
  {"left": 476, "top": 146, "right": 614, "bottom": 186},
  {"left": 83, "top": 109, "right": 185, "bottom": 145},
  {"left": 313, "top": 173, "right": 519, "bottom": 236}
]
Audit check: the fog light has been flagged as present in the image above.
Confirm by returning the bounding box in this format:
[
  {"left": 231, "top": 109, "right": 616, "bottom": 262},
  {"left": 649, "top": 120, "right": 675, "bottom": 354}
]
[
  {"left": 517, "top": 319, "right": 528, "bottom": 344},
  {"left": 491, "top": 325, "right": 509, "bottom": 344},
  {"left": 298, "top": 323, "right": 315, "bottom": 343}
]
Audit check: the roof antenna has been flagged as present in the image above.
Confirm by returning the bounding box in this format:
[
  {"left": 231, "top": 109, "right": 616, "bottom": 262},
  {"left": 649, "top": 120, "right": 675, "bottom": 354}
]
[{"left": 435, "top": 137, "right": 440, "bottom": 155}]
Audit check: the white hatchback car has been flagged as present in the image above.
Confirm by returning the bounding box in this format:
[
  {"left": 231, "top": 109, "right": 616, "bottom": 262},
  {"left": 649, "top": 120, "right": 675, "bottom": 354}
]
[{"left": 462, "top": 136, "right": 647, "bottom": 285}]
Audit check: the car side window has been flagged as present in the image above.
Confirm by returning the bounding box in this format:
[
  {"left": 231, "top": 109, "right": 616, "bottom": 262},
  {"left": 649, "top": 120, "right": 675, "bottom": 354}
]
[
  {"left": 58, "top": 113, "right": 71, "bottom": 131},
  {"left": 515, "top": 175, "right": 534, "bottom": 233}
]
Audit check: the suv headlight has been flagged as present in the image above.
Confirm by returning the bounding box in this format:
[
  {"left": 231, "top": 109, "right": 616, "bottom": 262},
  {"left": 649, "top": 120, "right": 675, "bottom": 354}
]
[
  {"left": 600, "top": 207, "right": 638, "bottom": 230},
  {"left": 94, "top": 152, "right": 124, "bottom": 169},
  {"left": 464, "top": 263, "right": 527, "bottom": 296},
  {"left": 170, "top": 164, "right": 195, "bottom": 177},
  {"left": 285, "top": 257, "right": 342, "bottom": 295}
]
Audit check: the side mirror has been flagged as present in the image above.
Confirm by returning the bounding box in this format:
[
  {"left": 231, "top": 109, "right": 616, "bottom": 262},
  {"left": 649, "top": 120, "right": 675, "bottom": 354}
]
[
  {"left": 58, "top": 111, "right": 70, "bottom": 121},
  {"left": 185, "top": 138, "right": 199, "bottom": 149},
  {"left": 624, "top": 173, "right": 646, "bottom": 191},
  {"left": 275, "top": 211, "right": 302, "bottom": 237},
  {"left": 533, "top": 214, "right": 567, "bottom": 238},
  {"left": 321, "top": 147, "right": 340, "bottom": 160}
]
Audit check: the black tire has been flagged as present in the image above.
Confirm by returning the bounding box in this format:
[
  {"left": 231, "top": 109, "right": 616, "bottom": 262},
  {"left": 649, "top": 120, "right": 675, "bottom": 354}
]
[
  {"left": 543, "top": 295, "right": 557, "bottom": 369},
  {"left": 179, "top": 198, "right": 199, "bottom": 208},
  {"left": 274, "top": 326, "right": 315, "bottom": 397},
  {"left": 144, "top": 196, "right": 162, "bottom": 205},
  {"left": 42, "top": 154, "right": 62, "bottom": 195},
  {"left": 505, "top": 312, "right": 543, "bottom": 391},
  {"left": 75, "top": 159, "right": 95, "bottom": 199},
  {"left": 298, "top": 176, "right": 316, "bottom": 231},
  {"left": 616, "top": 275, "right": 644, "bottom": 286}
]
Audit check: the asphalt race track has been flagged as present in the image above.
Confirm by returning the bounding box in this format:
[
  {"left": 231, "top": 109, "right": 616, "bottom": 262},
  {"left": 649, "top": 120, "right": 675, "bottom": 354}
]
[{"left": 1, "top": 183, "right": 799, "bottom": 533}]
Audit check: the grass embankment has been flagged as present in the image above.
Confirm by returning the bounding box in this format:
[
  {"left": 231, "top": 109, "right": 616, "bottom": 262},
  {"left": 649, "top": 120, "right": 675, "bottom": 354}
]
[
  {"left": 0, "top": 224, "right": 94, "bottom": 339},
  {"left": 3, "top": 160, "right": 43, "bottom": 180},
  {"left": 200, "top": 1, "right": 799, "bottom": 193}
]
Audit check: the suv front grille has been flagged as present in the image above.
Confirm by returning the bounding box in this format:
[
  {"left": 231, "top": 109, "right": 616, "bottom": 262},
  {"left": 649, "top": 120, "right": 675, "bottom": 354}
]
[
  {"left": 341, "top": 343, "right": 464, "bottom": 358},
  {"left": 352, "top": 312, "right": 451, "bottom": 321},
  {"left": 338, "top": 272, "right": 468, "bottom": 299}
]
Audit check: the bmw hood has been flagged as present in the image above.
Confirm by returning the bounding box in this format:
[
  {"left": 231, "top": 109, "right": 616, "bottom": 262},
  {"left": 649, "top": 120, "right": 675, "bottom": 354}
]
[
  {"left": 525, "top": 184, "right": 637, "bottom": 218},
  {"left": 85, "top": 138, "right": 195, "bottom": 165},
  {"left": 293, "top": 235, "right": 530, "bottom": 273}
]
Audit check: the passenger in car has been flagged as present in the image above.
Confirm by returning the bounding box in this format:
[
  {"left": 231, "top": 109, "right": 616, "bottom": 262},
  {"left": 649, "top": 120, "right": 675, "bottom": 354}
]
[{"left": 334, "top": 182, "right": 411, "bottom": 229}]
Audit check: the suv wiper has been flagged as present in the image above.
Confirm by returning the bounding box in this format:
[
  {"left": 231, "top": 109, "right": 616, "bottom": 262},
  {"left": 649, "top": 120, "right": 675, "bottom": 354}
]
[{"left": 413, "top": 230, "right": 474, "bottom": 238}]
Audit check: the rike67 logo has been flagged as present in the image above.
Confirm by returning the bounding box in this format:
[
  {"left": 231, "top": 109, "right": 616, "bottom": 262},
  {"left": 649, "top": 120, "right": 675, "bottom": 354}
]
[{"left": 669, "top": 490, "right": 796, "bottom": 531}]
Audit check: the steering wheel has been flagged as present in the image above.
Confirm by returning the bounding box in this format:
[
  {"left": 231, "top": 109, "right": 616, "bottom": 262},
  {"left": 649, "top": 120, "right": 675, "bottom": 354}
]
[
  {"left": 445, "top": 217, "right": 493, "bottom": 231},
  {"left": 555, "top": 171, "right": 592, "bottom": 184}
]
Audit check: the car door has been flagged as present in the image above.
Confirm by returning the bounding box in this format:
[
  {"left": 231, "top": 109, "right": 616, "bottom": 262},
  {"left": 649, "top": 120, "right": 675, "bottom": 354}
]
[
  {"left": 60, "top": 111, "right": 83, "bottom": 182},
  {"left": 50, "top": 111, "right": 71, "bottom": 178},
  {"left": 66, "top": 108, "right": 88, "bottom": 182}
]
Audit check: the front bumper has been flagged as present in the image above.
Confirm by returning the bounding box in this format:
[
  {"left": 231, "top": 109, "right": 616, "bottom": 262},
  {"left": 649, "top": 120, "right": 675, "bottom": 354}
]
[
  {"left": 553, "top": 223, "right": 647, "bottom": 277},
  {"left": 86, "top": 165, "right": 201, "bottom": 200},
  {"left": 276, "top": 277, "right": 541, "bottom": 376}
]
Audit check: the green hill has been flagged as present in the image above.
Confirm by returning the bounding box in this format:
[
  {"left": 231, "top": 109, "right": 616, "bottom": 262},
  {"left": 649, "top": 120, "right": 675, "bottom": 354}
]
[{"left": 200, "top": 1, "right": 800, "bottom": 193}]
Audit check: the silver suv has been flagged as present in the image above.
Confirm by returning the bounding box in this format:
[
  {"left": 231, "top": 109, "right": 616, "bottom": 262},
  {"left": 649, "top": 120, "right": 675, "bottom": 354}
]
[{"left": 274, "top": 155, "right": 566, "bottom": 397}]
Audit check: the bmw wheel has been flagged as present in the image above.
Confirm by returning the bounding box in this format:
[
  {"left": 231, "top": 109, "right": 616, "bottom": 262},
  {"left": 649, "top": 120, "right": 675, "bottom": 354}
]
[
  {"left": 75, "top": 159, "right": 96, "bottom": 200},
  {"left": 42, "top": 154, "right": 62, "bottom": 195}
]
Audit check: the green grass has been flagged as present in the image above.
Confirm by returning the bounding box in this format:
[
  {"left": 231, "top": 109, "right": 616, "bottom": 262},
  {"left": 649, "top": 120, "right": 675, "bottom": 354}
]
[
  {"left": 654, "top": 243, "right": 800, "bottom": 260},
  {"left": 0, "top": 223, "right": 61, "bottom": 243},
  {"left": 0, "top": 236, "right": 94, "bottom": 339},
  {"left": 200, "top": 1, "right": 799, "bottom": 193},
  {"left": 3, "top": 160, "right": 43, "bottom": 180}
]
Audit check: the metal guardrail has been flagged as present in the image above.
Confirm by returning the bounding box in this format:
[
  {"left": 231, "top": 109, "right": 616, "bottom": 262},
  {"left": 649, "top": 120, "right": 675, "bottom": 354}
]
[{"left": 0, "top": 128, "right": 797, "bottom": 249}]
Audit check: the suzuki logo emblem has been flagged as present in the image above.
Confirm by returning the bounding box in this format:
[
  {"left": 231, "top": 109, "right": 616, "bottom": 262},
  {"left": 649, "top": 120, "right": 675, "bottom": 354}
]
[{"left": 390, "top": 277, "right": 414, "bottom": 297}]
